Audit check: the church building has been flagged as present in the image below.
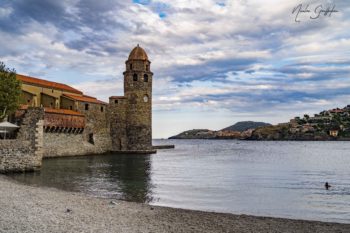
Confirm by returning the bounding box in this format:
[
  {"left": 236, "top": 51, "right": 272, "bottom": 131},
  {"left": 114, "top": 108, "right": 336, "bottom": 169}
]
[{"left": 15, "top": 45, "right": 155, "bottom": 157}]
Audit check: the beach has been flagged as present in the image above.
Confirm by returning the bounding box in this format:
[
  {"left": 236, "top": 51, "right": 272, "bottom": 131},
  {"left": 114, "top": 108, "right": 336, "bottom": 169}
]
[{"left": 0, "top": 175, "right": 349, "bottom": 233}]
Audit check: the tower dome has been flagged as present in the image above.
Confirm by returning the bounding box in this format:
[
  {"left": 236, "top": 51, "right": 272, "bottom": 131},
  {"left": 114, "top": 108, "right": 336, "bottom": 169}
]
[{"left": 128, "top": 44, "right": 148, "bottom": 60}]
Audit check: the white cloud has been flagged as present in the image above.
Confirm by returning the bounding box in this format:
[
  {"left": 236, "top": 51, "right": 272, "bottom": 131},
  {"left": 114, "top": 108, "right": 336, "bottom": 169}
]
[
  {"left": 0, "top": 7, "right": 12, "bottom": 18},
  {"left": 1, "top": 0, "right": 350, "bottom": 137}
]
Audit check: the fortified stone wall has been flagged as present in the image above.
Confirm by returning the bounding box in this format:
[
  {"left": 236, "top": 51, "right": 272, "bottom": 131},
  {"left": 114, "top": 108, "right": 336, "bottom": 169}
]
[
  {"left": 0, "top": 108, "right": 44, "bottom": 173},
  {"left": 43, "top": 102, "right": 111, "bottom": 157},
  {"left": 109, "top": 97, "right": 127, "bottom": 151},
  {"left": 77, "top": 101, "right": 111, "bottom": 153},
  {"left": 43, "top": 132, "right": 110, "bottom": 157}
]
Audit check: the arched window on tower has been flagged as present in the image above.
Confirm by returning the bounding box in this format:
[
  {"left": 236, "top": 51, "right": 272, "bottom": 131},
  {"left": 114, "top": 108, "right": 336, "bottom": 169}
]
[
  {"left": 146, "top": 64, "right": 149, "bottom": 71},
  {"left": 130, "top": 63, "right": 133, "bottom": 70},
  {"left": 133, "top": 73, "right": 138, "bottom": 81},
  {"left": 144, "top": 74, "right": 148, "bottom": 82}
]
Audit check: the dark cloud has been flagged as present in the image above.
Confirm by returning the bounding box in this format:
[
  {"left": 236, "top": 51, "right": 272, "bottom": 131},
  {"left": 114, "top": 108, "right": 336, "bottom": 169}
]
[
  {"left": 158, "top": 57, "right": 258, "bottom": 83},
  {"left": 174, "top": 84, "right": 350, "bottom": 113},
  {"left": 277, "top": 62, "right": 350, "bottom": 83},
  {"left": 0, "top": 0, "right": 73, "bottom": 34},
  {"left": 0, "top": 0, "right": 129, "bottom": 54}
]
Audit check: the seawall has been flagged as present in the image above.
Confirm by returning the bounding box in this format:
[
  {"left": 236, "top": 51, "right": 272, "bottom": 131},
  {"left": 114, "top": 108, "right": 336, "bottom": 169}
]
[
  {"left": 0, "top": 108, "right": 44, "bottom": 173},
  {"left": 43, "top": 131, "right": 111, "bottom": 157}
]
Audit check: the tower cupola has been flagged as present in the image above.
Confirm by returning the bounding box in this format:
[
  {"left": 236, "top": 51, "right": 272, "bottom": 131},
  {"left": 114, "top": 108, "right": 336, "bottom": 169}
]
[{"left": 128, "top": 44, "right": 149, "bottom": 61}]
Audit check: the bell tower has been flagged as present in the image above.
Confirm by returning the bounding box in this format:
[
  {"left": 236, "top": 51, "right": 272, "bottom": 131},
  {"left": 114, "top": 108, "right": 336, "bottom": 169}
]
[{"left": 123, "top": 45, "right": 153, "bottom": 151}]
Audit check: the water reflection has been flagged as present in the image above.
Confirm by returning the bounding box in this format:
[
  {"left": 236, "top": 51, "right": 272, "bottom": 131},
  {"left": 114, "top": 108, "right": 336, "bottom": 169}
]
[
  {"left": 10, "top": 154, "right": 154, "bottom": 203},
  {"left": 8, "top": 140, "right": 350, "bottom": 223}
]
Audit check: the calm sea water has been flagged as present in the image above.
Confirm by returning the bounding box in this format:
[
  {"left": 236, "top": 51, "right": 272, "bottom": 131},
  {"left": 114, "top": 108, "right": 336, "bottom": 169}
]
[{"left": 9, "top": 140, "right": 350, "bottom": 223}]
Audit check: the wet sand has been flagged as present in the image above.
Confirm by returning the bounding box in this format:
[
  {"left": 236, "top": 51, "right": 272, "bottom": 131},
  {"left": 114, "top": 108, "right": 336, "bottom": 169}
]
[{"left": 0, "top": 175, "right": 349, "bottom": 233}]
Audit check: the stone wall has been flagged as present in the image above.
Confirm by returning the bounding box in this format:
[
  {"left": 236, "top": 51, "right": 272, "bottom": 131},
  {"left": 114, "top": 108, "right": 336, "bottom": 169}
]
[
  {"left": 123, "top": 59, "right": 153, "bottom": 151},
  {"left": 43, "top": 132, "right": 110, "bottom": 157},
  {"left": 43, "top": 101, "right": 111, "bottom": 157},
  {"left": 109, "top": 97, "right": 128, "bottom": 151},
  {"left": 0, "top": 108, "right": 44, "bottom": 173}
]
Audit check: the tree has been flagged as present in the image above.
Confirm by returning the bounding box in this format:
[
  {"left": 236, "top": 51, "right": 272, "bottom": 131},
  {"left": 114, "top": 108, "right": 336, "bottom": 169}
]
[{"left": 0, "top": 62, "right": 21, "bottom": 121}]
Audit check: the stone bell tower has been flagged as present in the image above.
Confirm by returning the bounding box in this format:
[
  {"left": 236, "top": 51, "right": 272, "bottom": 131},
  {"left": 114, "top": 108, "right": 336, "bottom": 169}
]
[{"left": 123, "top": 44, "right": 153, "bottom": 151}]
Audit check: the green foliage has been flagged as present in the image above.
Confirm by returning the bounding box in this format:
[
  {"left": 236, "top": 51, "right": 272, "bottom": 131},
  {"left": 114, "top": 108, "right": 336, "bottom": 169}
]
[
  {"left": 0, "top": 62, "right": 21, "bottom": 120},
  {"left": 298, "top": 119, "right": 306, "bottom": 124},
  {"left": 221, "top": 121, "right": 271, "bottom": 132}
]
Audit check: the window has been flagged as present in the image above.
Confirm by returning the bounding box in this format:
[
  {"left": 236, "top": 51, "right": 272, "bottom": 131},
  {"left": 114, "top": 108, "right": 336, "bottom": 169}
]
[
  {"left": 130, "top": 64, "right": 133, "bottom": 70},
  {"left": 101, "top": 106, "right": 104, "bottom": 112},
  {"left": 88, "top": 133, "right": 94, "bottom": 144},
  {"left": 85, "top": 104, "right": 89, "bottom": 110},
  {"left": 52, "top": 89, "right": 54, "bottom": 93},
  {"left": 143, "top": 95, "right": 149, "bottom": 103},
  {"left": 115, "top": 100, "right": 118, "bottom": 104},
  {"left": 144, "top": 74, "right": 148, "bottom": 82},
  {"left": 69, "top": 106, "right": 73, "bottom": 110},
  {"left": 133, "top": 73, "right": 138, "bottom": 81},
  {"left": 146, "top": 65, "right": 149, "bottom": 71}
]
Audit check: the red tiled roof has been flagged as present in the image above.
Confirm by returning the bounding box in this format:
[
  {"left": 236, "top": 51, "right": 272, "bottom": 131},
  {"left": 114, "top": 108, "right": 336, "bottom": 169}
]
[
  {"left": 17, "top": 74, "right": 83, "bottom": 95},
  {"left": 110, "top": 96, "right": 126, "bottom": 99},
  {"left": 19, "top": 105, "right": 29, "bottom": 110},
  {"left": 63, "top": 94, "right": 108, "bottom": 105},
  {"left": 19, "top": 105, "right": 84, "bottom": 116},
  {"left": 44, "top": 108, "right": 84, "bottom": 116},
  {"left": 330, "top": 109, "right": 345, "bottom": 113}
]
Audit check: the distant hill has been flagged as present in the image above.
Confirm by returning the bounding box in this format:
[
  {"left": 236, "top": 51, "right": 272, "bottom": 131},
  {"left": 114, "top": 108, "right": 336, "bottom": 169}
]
[
  {"left": 168, "top": 129, "right": 216, "bottom": 139},
  {"left": 221, "top": 121, "right": 271, "bottom": 132},
  {"left": 169, "top": 121, "right": 271, "bottom": 139}
]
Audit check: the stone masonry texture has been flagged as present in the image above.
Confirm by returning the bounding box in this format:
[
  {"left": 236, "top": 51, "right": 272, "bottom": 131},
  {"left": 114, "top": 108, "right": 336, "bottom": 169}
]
[{"left": 0, "top": 108, "right": 44, "bottom": 173}]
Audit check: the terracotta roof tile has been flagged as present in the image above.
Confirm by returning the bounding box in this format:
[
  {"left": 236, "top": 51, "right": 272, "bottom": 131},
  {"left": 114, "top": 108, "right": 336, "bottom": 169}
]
[
  {"left": 63, "top": 94, "right": 108, "bottom": 105},
  {"left": 19, "top": 105, "right": 29, "bottom": 110},
  {"left": 110, "top": 96, "right": 126, "bottom": 99},
  {"left": 330, "top": 109, "right": 344, "bottom": 113},
  {"left": 128, "top": 45, "right": 149, "bottom": 60},
  {"left": 44, "top": 108, "right": 84, "bottom": 116},
  {"left": 19, "top": 105, "right": 84, "bottom": 116},
  {"left": 17, "top": 74, "right": 83, "bottom": 95}
]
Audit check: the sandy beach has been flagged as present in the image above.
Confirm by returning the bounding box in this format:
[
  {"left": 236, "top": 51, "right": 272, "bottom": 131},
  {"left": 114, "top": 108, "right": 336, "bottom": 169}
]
[{"left": 0, "top": 175, "right": 349, "bottom": 233}]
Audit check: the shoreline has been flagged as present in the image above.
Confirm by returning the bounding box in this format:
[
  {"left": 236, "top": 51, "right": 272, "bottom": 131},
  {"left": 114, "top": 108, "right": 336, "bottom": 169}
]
[
  {"left": 1, "top": 176, "right": 349, "bottom": 233},
  {"left": 167, "top": 138, "right": 350, "bottom": 141}
]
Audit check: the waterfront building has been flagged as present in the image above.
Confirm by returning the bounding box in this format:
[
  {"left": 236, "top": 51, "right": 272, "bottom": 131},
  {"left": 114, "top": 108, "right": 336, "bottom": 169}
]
[{"left": 14, "top": 45, "right": 154, "bottom": 157}]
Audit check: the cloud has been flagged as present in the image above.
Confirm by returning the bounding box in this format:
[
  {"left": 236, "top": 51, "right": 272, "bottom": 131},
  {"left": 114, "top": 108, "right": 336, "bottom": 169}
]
[{"left": 0, "top": 0, "right": 350, "bottom": 137}]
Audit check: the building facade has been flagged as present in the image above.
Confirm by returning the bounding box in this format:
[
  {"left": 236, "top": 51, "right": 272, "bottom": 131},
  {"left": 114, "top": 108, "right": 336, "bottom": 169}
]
[{"left": 16, "top": 45, "right": 154, "bottom": 157}]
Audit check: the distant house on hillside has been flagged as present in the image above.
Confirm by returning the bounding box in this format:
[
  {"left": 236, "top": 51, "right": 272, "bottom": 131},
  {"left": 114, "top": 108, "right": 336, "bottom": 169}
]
[
  {"left": 329, "top": 130, "right": 339, "bottom": 137},
  {"left": 330, "top": 108, "right": 344, "bottom": 113}
]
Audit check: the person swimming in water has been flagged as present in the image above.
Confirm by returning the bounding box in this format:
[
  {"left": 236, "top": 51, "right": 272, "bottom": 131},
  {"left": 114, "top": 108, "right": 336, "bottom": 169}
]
[{"left": 325, "top": 182, "right": 331, "bottom": 190}]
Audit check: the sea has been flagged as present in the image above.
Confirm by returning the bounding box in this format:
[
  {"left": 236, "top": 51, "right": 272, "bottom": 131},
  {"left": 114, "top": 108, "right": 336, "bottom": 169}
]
[{"left": 9, "top": 139, "right": 350, "bottom": 223}]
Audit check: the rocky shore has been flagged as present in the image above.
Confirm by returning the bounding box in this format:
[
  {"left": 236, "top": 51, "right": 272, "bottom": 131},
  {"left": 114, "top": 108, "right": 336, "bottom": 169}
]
[{"left": 0, "top": 175, "right": 349, "bottom": 233}]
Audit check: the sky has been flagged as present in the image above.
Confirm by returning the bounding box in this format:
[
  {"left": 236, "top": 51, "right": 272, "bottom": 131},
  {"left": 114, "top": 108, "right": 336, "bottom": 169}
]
[{"left": 1, "top": 0, "right": 350, "bottom": 138}]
